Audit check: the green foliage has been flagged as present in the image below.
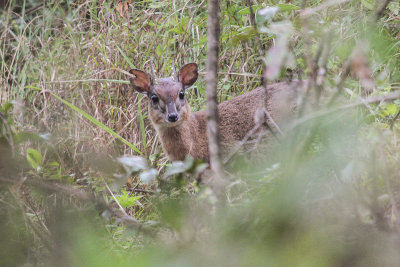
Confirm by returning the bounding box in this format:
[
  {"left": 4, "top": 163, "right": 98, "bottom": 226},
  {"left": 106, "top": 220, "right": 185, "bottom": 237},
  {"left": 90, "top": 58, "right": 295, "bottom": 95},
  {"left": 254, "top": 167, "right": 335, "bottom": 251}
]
[
  {"left": 115, "top": 190, "right": 142, "bottom": 209},
  {"left": 2, "top": 0, "right": 400, "bottom": 266},
  {"left": 26, "top": 148, "right": 43, "bottom": 171}
]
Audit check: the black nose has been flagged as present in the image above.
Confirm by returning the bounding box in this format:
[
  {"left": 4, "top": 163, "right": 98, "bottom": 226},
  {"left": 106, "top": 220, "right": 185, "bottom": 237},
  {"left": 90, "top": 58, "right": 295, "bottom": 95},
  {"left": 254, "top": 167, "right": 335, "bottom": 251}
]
[{"left": 168, "top": 113, "right": 178, "bottom": 122}]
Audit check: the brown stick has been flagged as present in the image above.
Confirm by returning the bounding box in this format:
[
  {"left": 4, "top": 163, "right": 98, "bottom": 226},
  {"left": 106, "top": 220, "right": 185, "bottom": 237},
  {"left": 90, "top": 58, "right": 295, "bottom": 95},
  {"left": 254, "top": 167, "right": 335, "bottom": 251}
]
[{"left": 206, "top": 0, "right": 225, "bottom": 182}]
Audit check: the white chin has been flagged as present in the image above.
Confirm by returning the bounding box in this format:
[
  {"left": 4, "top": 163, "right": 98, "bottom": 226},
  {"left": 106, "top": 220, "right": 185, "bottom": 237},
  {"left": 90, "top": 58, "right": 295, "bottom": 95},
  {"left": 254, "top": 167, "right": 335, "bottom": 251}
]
[{"left": 161, "top": 120, "right": 182, "bottom": 127}]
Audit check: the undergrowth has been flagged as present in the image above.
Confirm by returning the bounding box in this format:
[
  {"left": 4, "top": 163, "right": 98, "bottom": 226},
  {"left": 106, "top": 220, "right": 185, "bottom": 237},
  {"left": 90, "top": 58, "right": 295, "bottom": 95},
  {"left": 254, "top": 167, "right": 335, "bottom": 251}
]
[{"left": 1, "top": 0, "right": 400, "bottom": 266}]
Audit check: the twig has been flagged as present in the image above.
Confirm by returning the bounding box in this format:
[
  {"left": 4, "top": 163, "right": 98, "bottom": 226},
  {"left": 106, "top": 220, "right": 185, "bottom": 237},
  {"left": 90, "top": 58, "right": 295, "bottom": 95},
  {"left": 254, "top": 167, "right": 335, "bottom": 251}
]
[
  {"left": 127, "top": 188, "right": 156, "bottom": 194},
  {"left": 44, "top": 72, "right": 260, "bottom": 85},
  {"left": 110, "top": 67, "right": 135, "bottom": 77},
  {"left": 245, "top": 0, "right": 284, "bottom": 137},
  {"left": 7, "top": 3, "right": 44, "bottom": 19},
  {"left": 223, "top": 115, "right": 265, "bottom": 164},
  {"left": 199, "top": 71, "right": 261, "bottom": 78},
  {"left": 291, "top": 90, "right": 400, "bottom": 129},
  {"left": 24, "top": 3, "right": 44, "bottom": 15},
  {"left": 104, "top": 182, "right": 139, "bottom": 225},
  {"left": 44, "top": 79, "right": 130, "bottom": 84}
]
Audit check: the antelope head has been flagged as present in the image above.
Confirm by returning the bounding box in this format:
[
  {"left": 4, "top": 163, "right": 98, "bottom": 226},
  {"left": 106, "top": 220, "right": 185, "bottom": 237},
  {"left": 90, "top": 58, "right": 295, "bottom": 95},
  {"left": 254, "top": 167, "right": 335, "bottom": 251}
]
[{"left": 129, "top": 63, "right": 198, "bottom": 127}]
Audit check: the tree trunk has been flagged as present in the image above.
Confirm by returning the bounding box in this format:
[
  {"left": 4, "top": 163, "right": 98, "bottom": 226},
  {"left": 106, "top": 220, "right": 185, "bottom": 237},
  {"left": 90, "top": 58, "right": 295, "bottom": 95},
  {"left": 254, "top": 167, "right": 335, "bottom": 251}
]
[{"left": 206, "top": 0, "right": 224, "bottom": 181}]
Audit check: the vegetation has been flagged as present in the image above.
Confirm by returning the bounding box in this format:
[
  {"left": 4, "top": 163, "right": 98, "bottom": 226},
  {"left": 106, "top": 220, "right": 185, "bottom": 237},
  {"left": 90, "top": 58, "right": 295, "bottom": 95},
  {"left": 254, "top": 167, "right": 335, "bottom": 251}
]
[{"left": 1, "top": 0, "right": 400, "bottom": 266}]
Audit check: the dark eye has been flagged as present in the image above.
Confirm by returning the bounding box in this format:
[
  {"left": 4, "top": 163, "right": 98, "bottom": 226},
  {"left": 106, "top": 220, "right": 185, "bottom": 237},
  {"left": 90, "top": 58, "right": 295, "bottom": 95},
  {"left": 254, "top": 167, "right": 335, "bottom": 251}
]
[
  {"left": 179, "top": 90, "right": 185, "bottom": 100},
  {"left": 151, "top": 94, "right": 159, "bottom": 103}
]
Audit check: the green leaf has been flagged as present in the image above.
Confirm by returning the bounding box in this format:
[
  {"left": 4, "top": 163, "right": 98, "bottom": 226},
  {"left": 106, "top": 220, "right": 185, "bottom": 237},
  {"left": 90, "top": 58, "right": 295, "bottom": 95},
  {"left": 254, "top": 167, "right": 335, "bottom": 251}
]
[
  {"left": 115, "top": 190, "right": 142, "bottom": 208},
  {"left": 47, "top": 161, "right": 60, "bottom": 167},
  {"left": 117, "top": 45, "right": 135, "bottom": 69},
  {"left": 26, "top": 148, "right": 43, "bottom": 171},
  {"left": 277, "top": 4, "right": 300, "bottom": 11},
  {"left": 385, "top": 103, "right": 397, "bottom": 116}
]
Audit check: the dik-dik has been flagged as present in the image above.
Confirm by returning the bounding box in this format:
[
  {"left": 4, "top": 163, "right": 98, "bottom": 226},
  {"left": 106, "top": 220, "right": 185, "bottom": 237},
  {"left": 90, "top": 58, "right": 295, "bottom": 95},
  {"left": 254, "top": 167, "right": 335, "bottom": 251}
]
[{"left": 129, "top": 63, "right": 299, "bottom": 163}]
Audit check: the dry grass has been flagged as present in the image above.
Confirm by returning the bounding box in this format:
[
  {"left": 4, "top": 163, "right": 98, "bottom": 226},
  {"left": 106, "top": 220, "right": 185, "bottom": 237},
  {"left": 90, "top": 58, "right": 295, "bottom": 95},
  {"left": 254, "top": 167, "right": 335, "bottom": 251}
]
[
  {"left": 1, "top": 0, "right": 268, "bottom": 171},
  {"left": 2, "top": 0, "right": 400, "bottom": 266}
]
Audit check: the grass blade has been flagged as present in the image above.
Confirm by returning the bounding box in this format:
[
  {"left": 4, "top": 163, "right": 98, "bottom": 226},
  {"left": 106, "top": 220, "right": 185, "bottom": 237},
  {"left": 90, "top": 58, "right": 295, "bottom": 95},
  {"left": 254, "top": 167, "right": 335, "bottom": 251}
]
[
  {"left": 50, "top": 92, "right": 142, "bottom": 155},
  {"left": 137, "top": 95, "right": 147, "bottom": 157},
  {"left": 117, "top": 45, "right": 135, "bottom": 69}
]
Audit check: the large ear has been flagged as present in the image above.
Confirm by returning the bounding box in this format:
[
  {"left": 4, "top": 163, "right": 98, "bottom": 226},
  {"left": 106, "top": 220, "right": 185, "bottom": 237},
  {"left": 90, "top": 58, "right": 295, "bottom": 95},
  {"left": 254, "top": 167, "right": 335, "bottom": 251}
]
[
  {"left": 178, "top": 63, "right": 198, "bottom": 88},
  {"left": 129, "top": 69, "right": 151, "bottom": 93}
]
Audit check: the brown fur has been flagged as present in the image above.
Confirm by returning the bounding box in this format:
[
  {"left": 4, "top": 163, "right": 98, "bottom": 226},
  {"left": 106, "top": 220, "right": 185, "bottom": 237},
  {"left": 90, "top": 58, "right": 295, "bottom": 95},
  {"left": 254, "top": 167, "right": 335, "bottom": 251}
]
[
  {"left": 154, "top": 83, "right": 300, "bottom": 162},
  {"left": 129, "top": 63, "right": 300, "bottom": 163}
]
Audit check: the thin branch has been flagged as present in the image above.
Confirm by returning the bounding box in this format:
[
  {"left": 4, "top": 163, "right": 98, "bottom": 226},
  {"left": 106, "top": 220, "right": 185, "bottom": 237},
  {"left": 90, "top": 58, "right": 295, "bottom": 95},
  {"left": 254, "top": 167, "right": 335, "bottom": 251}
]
[
  {"left": 291, "top": 90, "right": 400, "bottom": 129},
  {"left": 105, "top": 183, "right": 129, "bottom": 216},
  {"left": 127, "top": 188, "right": 156, "bottom": 194},
  {"left": 223, "top": 114, "right": 265, "bottom": 164},
  {"left": 199, "top": 71, "right": 261, "bottom": 78},
  {"left": 44, "top": 79, "right": 130, "bottom": 84},
  {"left": 103, "top": 183, "right": 141, "bottom": 227},
  {"left": 245, "top": 0, "right": 284, "bottom": 137},
  {"left": 44, "top": 72, "right": 261, "bottom": 85}
]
